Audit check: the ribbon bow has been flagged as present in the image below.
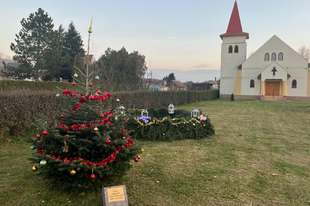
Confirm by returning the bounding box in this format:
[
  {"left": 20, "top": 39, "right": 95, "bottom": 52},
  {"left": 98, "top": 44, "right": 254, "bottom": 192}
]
[
  {"left": 199, "top": 115, "right": 207, "bottom": 121},
  {"left": 137, "top": 116, "right": 151, "bottom": 123}
]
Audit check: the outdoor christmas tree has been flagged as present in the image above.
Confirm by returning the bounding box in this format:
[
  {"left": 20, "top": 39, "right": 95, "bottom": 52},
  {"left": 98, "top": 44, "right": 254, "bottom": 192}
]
[{"left": 26, "top": 19, "right": 142, "bottom": 192}]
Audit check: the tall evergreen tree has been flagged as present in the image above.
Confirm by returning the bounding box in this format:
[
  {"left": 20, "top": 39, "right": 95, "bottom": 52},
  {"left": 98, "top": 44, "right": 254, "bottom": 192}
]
[
  {"left": 43, "top": 25, "right": 71, "bottom": 81},
  {"left": 63, "top": 22, "right": 85, "bottom": 81},
  {"left": 10, "top": 8, "right": 55, "bottom": 80},
  {"left": 96, "top": 47, "right": 147, "bottom": 91}
]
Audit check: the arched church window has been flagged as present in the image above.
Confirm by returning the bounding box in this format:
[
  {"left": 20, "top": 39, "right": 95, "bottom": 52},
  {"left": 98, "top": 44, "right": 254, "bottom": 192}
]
[
  {"left": 278, "top": 52, "right": 283, "bottom": 61},
  {"left": 271, "top": 53, "right": 276, "bottom": 61},
  {"left": 228, "top": 46, "right": 233, "bottom": 53},
  {"left": 292, "top": 79, "right": 297, "bottom": 88},
  {"left": 264, "top": 53, "right": 269, "bottom": 61},
  {"left": 234, "top": 45, "right": 239, "bottom": 53},
  {"left": 250, "top": 79, "right": 255, "bottom": 88}
]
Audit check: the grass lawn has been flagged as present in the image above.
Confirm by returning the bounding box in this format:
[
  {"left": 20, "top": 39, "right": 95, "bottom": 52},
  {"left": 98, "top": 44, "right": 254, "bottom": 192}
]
[{"left": 1, "top": 99, "right": 310, "bottom": 206}]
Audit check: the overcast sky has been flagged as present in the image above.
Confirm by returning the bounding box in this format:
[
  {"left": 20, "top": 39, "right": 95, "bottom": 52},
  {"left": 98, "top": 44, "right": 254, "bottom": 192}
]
[{"left": 1, "top": 0, "right": 310, "bottom": 82}]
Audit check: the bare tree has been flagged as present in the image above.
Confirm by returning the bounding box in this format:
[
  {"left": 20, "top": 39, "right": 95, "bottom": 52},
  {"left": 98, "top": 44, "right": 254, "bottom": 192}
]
[{"left": 298, "top": 45, "right": 310, "bottom": 62}]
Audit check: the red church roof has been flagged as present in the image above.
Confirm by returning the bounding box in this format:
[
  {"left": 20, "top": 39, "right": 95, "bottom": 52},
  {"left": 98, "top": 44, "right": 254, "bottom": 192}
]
[{"left": 220, "top": 1, "right": 249, "bottom": 39}]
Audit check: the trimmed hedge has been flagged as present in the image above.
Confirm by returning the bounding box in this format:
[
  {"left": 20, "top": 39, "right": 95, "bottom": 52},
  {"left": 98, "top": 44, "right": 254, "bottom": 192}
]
[
  {"left": 0, "top": 89, "right": 218, "bottom": 136},
  {"left": 0, "top": 80, "right": 77, "bottom": 92}
]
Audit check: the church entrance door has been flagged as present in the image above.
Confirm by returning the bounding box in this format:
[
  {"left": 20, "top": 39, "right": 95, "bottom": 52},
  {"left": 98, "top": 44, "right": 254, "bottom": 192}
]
[{"left": 266, "top": 82, "right": 280, "bottom": 96}]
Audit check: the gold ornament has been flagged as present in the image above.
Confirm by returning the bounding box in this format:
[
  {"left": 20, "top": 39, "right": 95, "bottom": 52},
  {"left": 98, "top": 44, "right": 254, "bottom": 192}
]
[
  {"left": 193, "top": 123, "right": 195, "bottom": 126},
  {"left": 94, "top": 127, "right": 98, "bottom": 131},
  {"left": 203, "top": 124, "right": 205, "bottom": 127},
  {"left": 123, "top": 137, "right": 125, "bottom": 139},
  {"left": 116, "top": 98, "right": 120, "bottom": 102},
  {"left": 32, "top": 166, "right": 38, "bottom": 172},
  {"left": 141, "top": 148, "right": 144, "bottom": 153},
  {"left": 70, "top": 169, "right": 77, "bottom": 176}
]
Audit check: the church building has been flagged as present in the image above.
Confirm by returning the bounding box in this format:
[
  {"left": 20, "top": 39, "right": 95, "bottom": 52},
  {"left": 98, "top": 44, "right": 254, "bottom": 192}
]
[{"left": 220, "top": 1, "right": 310, "bottom": 101}]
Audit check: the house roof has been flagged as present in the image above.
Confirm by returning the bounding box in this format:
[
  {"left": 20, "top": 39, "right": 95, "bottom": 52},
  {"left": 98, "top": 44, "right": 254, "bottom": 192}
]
[
  {"left": 220, "top": 1, "right": 249, "bottom": 39},
  {"left": 171, "top": 80, "right": 186, "bottom": 88}
]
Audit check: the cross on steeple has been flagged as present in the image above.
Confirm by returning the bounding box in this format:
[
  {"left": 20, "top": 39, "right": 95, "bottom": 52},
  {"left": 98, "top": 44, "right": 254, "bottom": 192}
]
[{"left": 271, "top": 67, "right": 277, "bottom": 76}]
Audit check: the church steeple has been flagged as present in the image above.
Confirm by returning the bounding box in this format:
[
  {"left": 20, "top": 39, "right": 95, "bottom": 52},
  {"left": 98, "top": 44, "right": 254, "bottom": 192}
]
[{"left": 220, "top": 1, "right": 249, "bottom": 39}]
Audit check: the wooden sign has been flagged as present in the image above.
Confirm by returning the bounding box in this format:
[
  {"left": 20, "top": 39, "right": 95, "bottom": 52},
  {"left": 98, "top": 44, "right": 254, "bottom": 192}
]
[{"left": 102, "top": 185, "right": 128, "bottom": 206}]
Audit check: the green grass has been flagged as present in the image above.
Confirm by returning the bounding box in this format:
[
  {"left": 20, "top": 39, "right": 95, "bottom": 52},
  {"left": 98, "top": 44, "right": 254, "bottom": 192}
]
[{"left": 1, "top": 99, "right": 310, "bottom": 205}]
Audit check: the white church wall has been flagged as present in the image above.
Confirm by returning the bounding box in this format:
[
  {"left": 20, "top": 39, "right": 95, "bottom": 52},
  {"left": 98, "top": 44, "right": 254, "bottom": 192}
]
[
  {"left": 287, "top": 70, "right": 308, "bottom": 96},
  {"left": 241, "top": 35, "right": 308, "bottom": 96}
]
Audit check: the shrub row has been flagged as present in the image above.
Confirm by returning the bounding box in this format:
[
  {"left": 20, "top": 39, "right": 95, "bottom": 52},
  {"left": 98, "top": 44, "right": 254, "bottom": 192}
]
[
  {"left": 0, "top": 89, "right": 218, "bottom": 136},
  {"left": 0, "top": 80, "right": 77, "bottom": 91}
]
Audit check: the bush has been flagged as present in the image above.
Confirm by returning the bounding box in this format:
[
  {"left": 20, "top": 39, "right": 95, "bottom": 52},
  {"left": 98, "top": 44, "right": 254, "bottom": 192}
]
[
  {"left": 0, "top": 80, "right": 78, "bottom": 92},
  {"left": 231, "top": 93, "right": 234, "bottom": 101}
]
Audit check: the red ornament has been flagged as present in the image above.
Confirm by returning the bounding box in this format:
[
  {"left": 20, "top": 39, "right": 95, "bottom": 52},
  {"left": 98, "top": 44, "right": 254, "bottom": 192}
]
[
  {"left": 162, "top": 124, "right": 164, "bottom": 127},
  {"left": 106, "top": 139, "right": 111, "bottom": 144},
  {"left": 36, "top": 134, "right": 41, "bottom": 138},
  {"left": 134, "top": 158, "right": 139, "bottom": 162},
  {"left": 125, "top": 121, "right": 127, "bottom": 123},
  {"left": 100, "top": 114, "right": 104, "bottom": 118},
  {"left": 137, "top": 155, "right": 141, "bottom": 159},
  {"left": 42, "top": 131, "right": 48, "bottom": 135},
  {"left": 175, "top": 125, "right": 178, "bottom": 127},
  {"left": 90, "top": 173, "right": 95, "bottom": 179},
  {"left": 37, "top": 128, "right": 39, "bottom": 130},
  {"left": 72, "top": 82, "right": 76, "bottom": 86},
  {"left": 200, "top": 125, "right": 202, "bottom": 127},
  {"left": 89, "top": 83, "right": 93, "bottom": 87},
  {"left": 97, "top": 90, "right": 101, "bottom": 94}
]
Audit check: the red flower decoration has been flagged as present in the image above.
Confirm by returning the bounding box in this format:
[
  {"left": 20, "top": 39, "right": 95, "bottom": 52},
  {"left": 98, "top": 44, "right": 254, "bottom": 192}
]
[
  {"left": 90, "top": 173, "right": 95, "bottom": 179},
  {"left": 106, "top": 139, "right": 111, "bottom": 144},
  {"left": 72, "top": 82, "right": 76, "bottom": 86},
  {"left": 42, "top": 131, "right": 48, "bottom": 135}
]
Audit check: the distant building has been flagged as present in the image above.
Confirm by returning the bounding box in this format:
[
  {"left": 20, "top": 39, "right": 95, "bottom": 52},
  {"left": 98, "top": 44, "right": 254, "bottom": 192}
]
[
  {"left": 168, "top": 80, "right": 187, "bottom": 91},
  {"left": 220, "top": 2, "right": 309, "bottom": 101}
]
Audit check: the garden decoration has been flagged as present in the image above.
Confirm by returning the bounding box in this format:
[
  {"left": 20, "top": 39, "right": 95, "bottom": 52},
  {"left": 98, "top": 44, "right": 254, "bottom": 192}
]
[
  {"left": 168, "top": 104, "right": 175, "bottom": 114},
  {"left": 141, "top": 109, "right": 148, "bottom": 117},
  {"left": 191, "top": 109, "right": 200, "bottom": 118},
  {"left": 126, "top": 107, "right": 214, "bottom": 141},
  {"left": 118, "top": 106, "right": 126, "bottom": 115}
]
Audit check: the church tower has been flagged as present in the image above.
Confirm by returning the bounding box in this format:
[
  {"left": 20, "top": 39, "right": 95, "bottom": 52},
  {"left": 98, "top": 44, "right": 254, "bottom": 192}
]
[{"left": 220, "top": 1, "right": 249, "bottom": 97}]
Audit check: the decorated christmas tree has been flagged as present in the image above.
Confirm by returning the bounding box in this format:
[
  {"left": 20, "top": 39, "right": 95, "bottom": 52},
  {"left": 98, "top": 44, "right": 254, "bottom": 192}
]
[{"left": 26, "top": 19, "right": 142, "bottom": 192}]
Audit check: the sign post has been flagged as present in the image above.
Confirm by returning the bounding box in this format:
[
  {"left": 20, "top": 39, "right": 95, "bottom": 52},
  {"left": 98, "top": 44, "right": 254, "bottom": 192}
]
[{"left": 102, "top": 185, "right": 128, "bottom": 206}]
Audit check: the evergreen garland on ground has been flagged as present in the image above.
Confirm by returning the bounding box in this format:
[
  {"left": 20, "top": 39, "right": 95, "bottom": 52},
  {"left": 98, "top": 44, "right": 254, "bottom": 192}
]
[{"left": 124, "top": 107, "right": 215, "bottom": 141}]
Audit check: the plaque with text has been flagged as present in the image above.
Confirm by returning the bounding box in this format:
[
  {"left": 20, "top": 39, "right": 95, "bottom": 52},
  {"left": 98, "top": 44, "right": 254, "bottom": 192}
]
[{"left": 102, "top": 185, "right": 128, "bottom": 206}]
